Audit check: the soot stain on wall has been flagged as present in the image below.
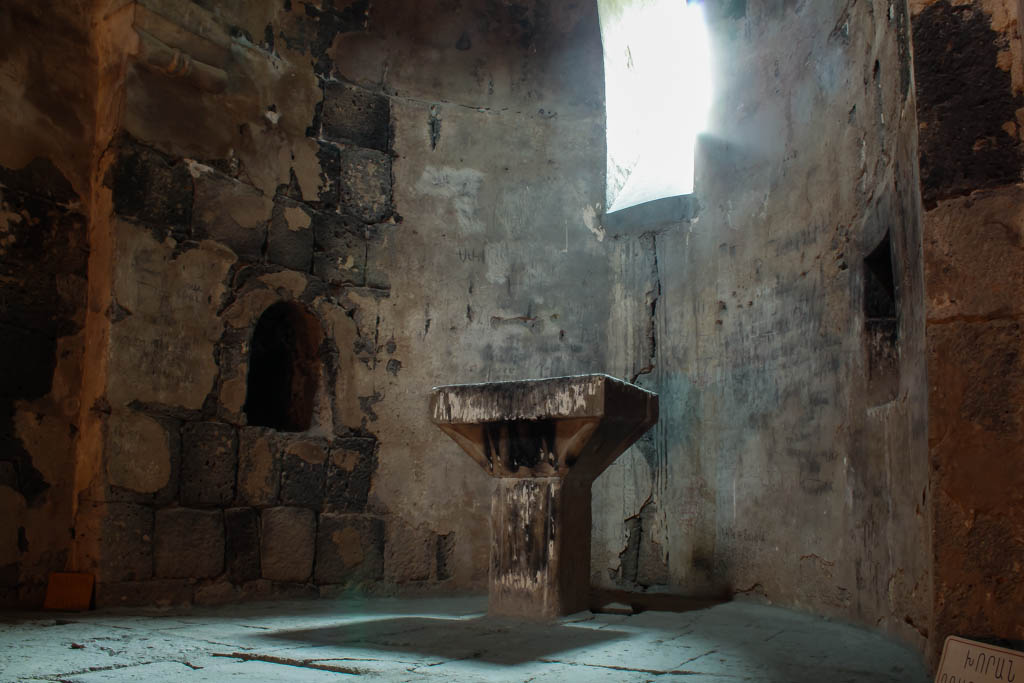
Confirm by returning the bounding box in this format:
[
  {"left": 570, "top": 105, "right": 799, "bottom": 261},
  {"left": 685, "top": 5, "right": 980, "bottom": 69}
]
[
  {"left": 0, "top": 159, "right": 87, "bottom": 506},
  {"left": 914, "top": 0, "right": 1022, "bottom": 205}
]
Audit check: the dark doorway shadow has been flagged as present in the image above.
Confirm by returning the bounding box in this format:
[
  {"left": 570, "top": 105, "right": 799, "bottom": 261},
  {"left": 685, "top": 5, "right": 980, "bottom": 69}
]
[{"left": 261, "top": 615, "right": 630, "bottom": 665}]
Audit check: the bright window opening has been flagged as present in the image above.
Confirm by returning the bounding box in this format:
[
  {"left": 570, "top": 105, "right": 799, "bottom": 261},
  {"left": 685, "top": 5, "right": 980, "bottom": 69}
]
[{"left": 598, "top": 0, "right": 712, "bottom": 213}]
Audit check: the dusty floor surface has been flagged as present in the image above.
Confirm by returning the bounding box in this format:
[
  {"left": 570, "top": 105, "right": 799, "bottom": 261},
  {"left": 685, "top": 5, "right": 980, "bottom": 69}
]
[{"left": 0, "top": 595, "right": 929, "bottom": 682}]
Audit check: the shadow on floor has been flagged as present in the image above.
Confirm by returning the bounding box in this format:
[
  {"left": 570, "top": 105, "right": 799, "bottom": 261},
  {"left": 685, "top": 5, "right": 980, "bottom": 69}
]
[
  {"left": 590, "top": 589, "right": 729, "bottom": 615},
  {"left": 262, "top": 615, "right": 631, "bottom": 665}
]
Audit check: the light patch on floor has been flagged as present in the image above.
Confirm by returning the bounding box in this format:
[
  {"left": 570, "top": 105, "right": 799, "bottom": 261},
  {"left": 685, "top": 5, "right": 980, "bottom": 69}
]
[{"left": 0, "top": 595, "right": 928, "bottom": 682}]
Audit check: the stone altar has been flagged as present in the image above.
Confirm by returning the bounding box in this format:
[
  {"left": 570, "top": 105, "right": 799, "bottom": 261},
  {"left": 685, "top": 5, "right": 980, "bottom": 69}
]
[{"left": 429, "top": 374, "right": 658, "bottom": 617}]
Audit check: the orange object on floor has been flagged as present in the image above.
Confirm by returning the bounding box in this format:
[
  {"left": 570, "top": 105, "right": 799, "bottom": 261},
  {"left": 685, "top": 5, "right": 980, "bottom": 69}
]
[{"left": 43, "top": 572, "right": 95, "bottom": 611}]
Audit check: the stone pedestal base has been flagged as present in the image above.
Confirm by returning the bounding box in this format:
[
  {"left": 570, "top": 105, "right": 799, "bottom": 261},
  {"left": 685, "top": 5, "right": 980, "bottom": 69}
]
[
  {"left": 430, "top": 375, "right": 658, "bottom": 619},
  {"left": 489, "top": 477, "right": 591, "bottom": 618}
]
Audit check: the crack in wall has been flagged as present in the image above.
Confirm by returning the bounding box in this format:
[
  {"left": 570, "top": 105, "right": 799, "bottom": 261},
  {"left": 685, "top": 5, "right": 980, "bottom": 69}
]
[
  {"left": 630, "top": 233, "right": 661, "bottom": 384},
  {"left": 612, "top": 495, "right": 668, "bottom": 589}
]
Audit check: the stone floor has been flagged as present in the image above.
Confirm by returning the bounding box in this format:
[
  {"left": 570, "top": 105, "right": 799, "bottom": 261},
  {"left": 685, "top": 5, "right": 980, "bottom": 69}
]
[{"left": 0, "top": 595, "right": 929, "bottom": 682}]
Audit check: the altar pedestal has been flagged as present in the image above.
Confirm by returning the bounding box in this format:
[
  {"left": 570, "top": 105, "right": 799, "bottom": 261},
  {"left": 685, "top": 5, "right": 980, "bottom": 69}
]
[{"left": 429, "top": 374, "right": 658, "bottom": 617}]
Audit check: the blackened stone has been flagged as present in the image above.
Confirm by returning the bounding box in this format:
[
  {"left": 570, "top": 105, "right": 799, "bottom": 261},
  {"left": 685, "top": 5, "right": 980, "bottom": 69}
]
[
  {"left": 0, "top": 158, "right": 77, "bottom": 205},
  {"left": 180, "top": 422, "right": 237, "bottom": 506},
  {"left": 322, "top": 82, "right": 390, "bottom": 152},
  {"left": 337, "top": 146, "right": 391, "bottom": 223},
  {"left": 261, "top": 507, "right": 315, "bottom": 582},
  {"left": 312, "top": 212, "right": 366, "bottom": 286},
  {"left": 98, "top": 503, "right": 154, "bottom": 583},
  {"left": 0, "top": 185, "right": 87, "bottom": 287},
  {"left": 192, "top": 172, "right": 272, "bottom": 262},
  {"left": 193, "top": 581, "right": 239, "bottom": 605},
  {"left": 914, "top": 1, "right": 1023, "bottom": 203},
  {"left": 0, "top": 161, "right": 88, "bottom": 507},
  {"left": 17, "top": 582, "right": 46, "bottom": 608},
  {"left": 237, "top": 427, "right": 280, "bottom": 507},
  {"left": 436, "top": 532, "right": 456, "bottom": 581},
  {"left": 0, "top": 462, "right": 16, "bottom": 489},
  {"left": 314, "top": 141, "right": 341, "bottom": 209},
  {"left": 225, "top": 508, "right": 260, "bottom": 583},
  {"left": 363, "top": 224, "right": 392, "bottom": 290},
  {"left": 109, "top": 142, "right": 192, "bottom": 239},
  {"left": 280, "top": 452, "right": 326, "bottom": 507},
  {"left": 267, "top": 198, "right": 315, "bottom": 271},
  {"left": 96, "top": 579, "right": 194, "bottom": 607},
  {"left": 325, "top": 438, "right": 377, "bottom": 513},
  {"left": 314, "top": 514, "right": 384, "bottom": 584},
  {"left": 305, "top": 1, "right": 370, "bottom": 76},
  {"left": 0, "top": 326, "right": 57, "bottom": 403},
  {"left": 154, "top": 508, "right": 225, "bottom": 579},
  {"left": 0, "top": 563, "right": 18, "bottom": 589}
]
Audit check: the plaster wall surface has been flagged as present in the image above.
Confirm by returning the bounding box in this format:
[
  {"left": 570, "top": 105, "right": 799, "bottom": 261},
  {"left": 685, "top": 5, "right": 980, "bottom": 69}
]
[{"left": 593, "top": 0, "right": 932, "bottom": 651}]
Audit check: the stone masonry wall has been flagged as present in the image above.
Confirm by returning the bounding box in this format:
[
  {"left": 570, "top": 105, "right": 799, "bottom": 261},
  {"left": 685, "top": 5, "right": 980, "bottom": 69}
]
[
  {"left": 70, "top": 0, "right": 610, "bottom": 605},
  {"left": 594, "top": 0, "right": 932, "bottom": 653},
  {"left": 911, "top": 0, "right": 1024, "bottom": 663},
  {"left": 0, "top": 1, "right": 98, "bottom": 607}
]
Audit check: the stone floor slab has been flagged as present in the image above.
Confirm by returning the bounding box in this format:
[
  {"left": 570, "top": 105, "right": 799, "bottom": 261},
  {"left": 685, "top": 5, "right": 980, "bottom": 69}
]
[{"left": 0, "top": 595, "right": 929, "bottom": 682}]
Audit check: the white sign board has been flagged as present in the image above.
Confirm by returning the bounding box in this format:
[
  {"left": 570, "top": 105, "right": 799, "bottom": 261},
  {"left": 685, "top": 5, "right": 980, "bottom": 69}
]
[{"left": 935, "top": 636, "right": 1021, "bottom": 683}]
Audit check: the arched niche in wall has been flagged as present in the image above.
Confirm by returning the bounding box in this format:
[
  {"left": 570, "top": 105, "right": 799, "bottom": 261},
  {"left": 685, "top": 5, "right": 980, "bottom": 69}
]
[{"left": 243, "top": 301, "right": 323, "bottom": 432}]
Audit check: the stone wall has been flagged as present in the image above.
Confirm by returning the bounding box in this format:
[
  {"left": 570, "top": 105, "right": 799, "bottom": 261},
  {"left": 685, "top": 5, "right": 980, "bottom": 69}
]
[
  {"left": 5, "top": 2, "right": 987, "bottom": 663},
  {"left": 594, "top": 0, "right": 932, "bottom": 651},
  {"left": 0, "top": 1, "right": 98, "bottom": 606},
  {"left": 64, "top": 0, "right": 610, "bottom": 605},
  {"left": 911, "top": 0, "right": 1024, "bottom": 661}
]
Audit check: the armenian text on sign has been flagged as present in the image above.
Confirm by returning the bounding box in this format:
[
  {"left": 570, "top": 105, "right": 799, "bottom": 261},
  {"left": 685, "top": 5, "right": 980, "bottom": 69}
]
[{"left": 935, "top": 636, "right": 1021, "bottom": 683}]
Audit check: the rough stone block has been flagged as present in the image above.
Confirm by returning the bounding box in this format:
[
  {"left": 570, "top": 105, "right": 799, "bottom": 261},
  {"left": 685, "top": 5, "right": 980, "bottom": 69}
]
[
  {"left": 364, "top": 224, "right": 392, "bottom": 290},
  {"left": 237, "top": 427, "right": 279, "bottom": 506},
  {"left": 314, "top": 141, "right": 341, "bottom": 208},
  {"left": 110, "top": 142, "right": 192, "bottom": 239},
  {"left": 267, "top": 197, "right": 315, "bottom": 271},
  {"left": 384, "top": 520, "right": 433, "bottom": 583},
  {"left": 914, "top": 0, "right": 1022, "bottom": 204},
  {"left": 322, "top": 82, "right": 390, "bottom": 151},
  {"left": 106, "top": 410, "right": 176, "bottom": 499},
  {"left": 260, "top": 507, "right": 316, "bottom": 582},
  {"left": 225, "top": 507, "right": 260, "bottom": 583},
  {"left": 194, "top": 581, "right": 239, "bottom": 605},
  {"left": 0, "top": 462, "right": 15, "bottom": 491},
  {"left": 192, "top": 171, "right": 272, "bottom": 261},
  {"left": 325, "top": 438, "right": 377, "bottom": 512},
  {"left": 0, "top": 156, "right": 78, "bottom": 205},
  {"left": 154, "top": 508, "right": 225, "bottom": 579},
  {"left": 106, "top": 227, "right": 233, "bottom": 411},
  {"left": 923, "top": 188, "right": 1024, "bottom": 321},
  {"left": 180, "top": 422, "right": 238, "bottom": 506},
  {"left": 436, "top": 532, "right": 456, "bottom": 581},
  {"left": 96, "top": 579, "right": 194, "bottom": 608},
  {"left": 312, "top": 212, "right": 366, "bottom": 286},
  {"left": 280, "top": 441, "right": 327, "bottom": 507},
  {"left": 315, "top": 514, "right": 385, "bottom": 585},
  {"left": 338, "top": 146, "right": 391, "bottom": 223},
  {"left": 214, "top": 326, "right": 249, "bottom": 423},
  {"left": 98, "top": 503, "right": 154, "bottom": 583}
]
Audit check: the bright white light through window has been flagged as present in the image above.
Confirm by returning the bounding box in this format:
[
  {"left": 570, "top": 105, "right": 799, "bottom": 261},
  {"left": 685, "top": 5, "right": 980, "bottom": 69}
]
[{"left": 598, "top": 0, "right": 712, "bottom": 213}]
